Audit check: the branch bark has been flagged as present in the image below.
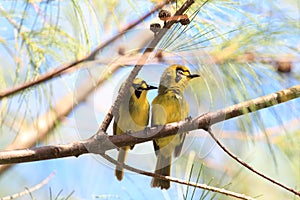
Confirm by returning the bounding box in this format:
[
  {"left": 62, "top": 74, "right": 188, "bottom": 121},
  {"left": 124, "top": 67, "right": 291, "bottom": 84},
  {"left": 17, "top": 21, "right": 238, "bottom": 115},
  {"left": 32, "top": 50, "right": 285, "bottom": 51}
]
[
  {"left": 1, "top": 84, "right": 299, "bottom": 162},
  {"left": 0, "top": 84, "right": 299, "bottom": 196}
]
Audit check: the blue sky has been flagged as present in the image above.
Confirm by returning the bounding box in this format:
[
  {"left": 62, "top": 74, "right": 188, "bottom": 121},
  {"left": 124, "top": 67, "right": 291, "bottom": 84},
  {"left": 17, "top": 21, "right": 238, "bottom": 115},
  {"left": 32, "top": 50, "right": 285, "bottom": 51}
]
[{"left": 0, "top": 0, "right": 299, "bottom": 199}]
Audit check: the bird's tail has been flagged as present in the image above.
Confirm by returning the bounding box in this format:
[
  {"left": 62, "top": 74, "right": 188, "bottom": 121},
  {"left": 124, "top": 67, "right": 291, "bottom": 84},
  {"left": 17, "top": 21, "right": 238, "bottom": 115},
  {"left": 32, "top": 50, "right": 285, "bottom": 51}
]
[
  {"left": 151, "top": 153, "right": 171, "bottom": 189},
  {"left": 115, "top": 148, "right": 128, "bottom": 181}
]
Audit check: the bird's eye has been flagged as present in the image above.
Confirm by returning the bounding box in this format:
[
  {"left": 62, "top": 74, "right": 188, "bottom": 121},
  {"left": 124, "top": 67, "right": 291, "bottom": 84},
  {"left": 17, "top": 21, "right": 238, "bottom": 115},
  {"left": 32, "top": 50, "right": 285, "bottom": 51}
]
[{"left": 132, "top": 83, "right": 141, "bottom": 90}]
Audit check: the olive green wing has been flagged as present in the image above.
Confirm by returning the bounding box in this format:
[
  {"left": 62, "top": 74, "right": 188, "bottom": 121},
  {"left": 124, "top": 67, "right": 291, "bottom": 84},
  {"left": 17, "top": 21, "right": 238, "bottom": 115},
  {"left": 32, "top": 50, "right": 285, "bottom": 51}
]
[
  {"left": 151, "top": 95, "right": 165, "bottom": 156},
  {"left": 174, "top": 99, "right": 189, "bottom": 157},
  {"left": 174, "top": 133, "right": 186, "bottom": 157}
]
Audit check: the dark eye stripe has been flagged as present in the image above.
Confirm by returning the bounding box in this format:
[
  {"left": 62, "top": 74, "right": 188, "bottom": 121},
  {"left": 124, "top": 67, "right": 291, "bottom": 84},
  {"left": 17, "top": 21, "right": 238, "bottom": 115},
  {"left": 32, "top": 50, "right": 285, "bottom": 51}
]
[{"left": 176, "top": 67, "right": 189, "bottom": 73}]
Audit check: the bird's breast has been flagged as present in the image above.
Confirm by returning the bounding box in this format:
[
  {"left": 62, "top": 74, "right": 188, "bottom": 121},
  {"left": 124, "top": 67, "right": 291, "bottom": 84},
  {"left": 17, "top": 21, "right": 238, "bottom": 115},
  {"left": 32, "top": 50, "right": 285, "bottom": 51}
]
[
  {"left": 151, "top": 91, "right": 189, "bottom": 125},
  {"left": 116, "top": 99, "right": 149, "bottom": 134}
]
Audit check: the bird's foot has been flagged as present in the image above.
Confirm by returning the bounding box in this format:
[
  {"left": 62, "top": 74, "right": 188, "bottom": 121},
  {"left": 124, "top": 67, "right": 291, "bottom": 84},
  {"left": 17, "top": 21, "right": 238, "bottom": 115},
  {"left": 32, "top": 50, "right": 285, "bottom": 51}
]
[
  {"left": 143, "top": 127, "right": 151, "bottom": 136},
  {"left": 185, "top": 116, "right": 192, "bottom": 122}
]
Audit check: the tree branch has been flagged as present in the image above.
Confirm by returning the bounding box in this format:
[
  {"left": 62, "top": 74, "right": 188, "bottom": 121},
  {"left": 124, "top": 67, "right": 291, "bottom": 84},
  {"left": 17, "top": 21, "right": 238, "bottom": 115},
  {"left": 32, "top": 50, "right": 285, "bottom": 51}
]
[
  {"left": 1, "top": 84, "right": 299, "bottom": 161},
  {"left": 1, "top": 84, "right": 299, "bottom": 160},
  {"left": 0, "top": 1, "right": 168, "bottom": 99},
  {"left": 101, "top": 153, "right": 256, "bottom": 200},
  {"left": 0, "top": 84, "right": 299, "bottom": 196},
  {"left": 204, "top": 128, "right": 300, "bottom": 197},
  {"left": 99, "top": 0, "right": 196, "bottom": 132}
]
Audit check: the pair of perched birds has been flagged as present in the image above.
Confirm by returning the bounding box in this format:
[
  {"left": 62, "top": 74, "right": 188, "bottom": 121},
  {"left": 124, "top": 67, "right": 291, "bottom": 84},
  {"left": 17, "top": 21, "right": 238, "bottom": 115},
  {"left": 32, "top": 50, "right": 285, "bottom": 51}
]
[{"left": 113, "top": 64, "right": 199, "bottom": 189}]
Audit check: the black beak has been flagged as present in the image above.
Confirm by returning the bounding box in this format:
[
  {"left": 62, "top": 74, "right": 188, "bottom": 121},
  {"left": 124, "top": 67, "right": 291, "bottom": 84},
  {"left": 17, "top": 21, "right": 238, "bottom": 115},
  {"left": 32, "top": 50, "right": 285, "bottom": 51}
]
[
  {"left": 187, "top": 74, "right": 200, "bottom": 79},
  {"left": 146, "top": 85, "right": 158, "bottom": 90}
]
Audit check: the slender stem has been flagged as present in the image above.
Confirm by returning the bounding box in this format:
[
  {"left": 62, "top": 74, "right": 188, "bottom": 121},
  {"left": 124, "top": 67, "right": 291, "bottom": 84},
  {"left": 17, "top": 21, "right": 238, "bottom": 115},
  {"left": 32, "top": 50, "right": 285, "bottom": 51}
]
[
  {"left": 205, "top": 128, "right": 300, "bottom": 197},
  {"left": 0, "top": 60, "right": 122, "bottom": 175},
  {"left": 0, "top": 1, "right": 168, "bottom": 99},
  {"left": 102, "top": 153, "right": 255, "bottom": 200},
  {"left": 0, "top": 172, "right": 55, "bottom": 200}
]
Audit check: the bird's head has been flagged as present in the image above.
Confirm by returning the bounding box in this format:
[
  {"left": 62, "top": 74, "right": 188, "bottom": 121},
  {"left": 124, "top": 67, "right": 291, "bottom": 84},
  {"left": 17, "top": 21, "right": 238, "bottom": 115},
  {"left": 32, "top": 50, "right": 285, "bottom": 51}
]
[
  {"left": 130, "top": 78, "right": 157, "bottom": 99},
  {"left": 158, "top": 64, "right": 200, "bottom": 94}
]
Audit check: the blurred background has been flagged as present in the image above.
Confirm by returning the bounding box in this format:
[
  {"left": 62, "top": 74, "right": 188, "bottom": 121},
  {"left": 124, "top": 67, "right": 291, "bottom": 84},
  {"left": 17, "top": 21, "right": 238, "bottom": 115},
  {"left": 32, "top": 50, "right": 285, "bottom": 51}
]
[{"left": 0, "top": 0, "right": 299, "bottom": 199}]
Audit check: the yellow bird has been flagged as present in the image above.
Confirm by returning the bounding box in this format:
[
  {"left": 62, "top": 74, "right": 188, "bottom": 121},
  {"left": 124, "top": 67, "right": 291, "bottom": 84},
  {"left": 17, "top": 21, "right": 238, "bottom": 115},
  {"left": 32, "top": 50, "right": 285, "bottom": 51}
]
[
  {"left": 114, "top": 78, "right": 157, "bottom": 181},
  {"left": 151, "top": 64, "right": 199, "bottom": 189}
]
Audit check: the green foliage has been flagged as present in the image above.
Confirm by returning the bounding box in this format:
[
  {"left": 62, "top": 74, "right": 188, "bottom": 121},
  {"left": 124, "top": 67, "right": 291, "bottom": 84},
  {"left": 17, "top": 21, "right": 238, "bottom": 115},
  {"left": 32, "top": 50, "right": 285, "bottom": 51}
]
[{"left": 0, "top": 0, "right": 299, "bottom": 199}]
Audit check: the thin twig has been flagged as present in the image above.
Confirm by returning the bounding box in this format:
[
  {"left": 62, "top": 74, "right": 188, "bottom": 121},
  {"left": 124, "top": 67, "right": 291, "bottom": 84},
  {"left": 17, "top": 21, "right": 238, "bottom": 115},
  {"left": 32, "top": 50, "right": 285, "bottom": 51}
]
[
  {"left": 0, "top": 172, "right": 55, "bottom": 200},
  {"left": 101, "top": 154, "right": 255, "bottom": 200},
  {"left": 0, "top": 0, "right": 188, "bottom": 175},
  {"left": 0, "top": 84, "right": 300, "bottom": 196},
  {"left": 0, "top": 0, "right": 168, "bottom": 175},
  {"left": 0, "top": 1, "right": 168, "bottom": 99},
  {"left": 204, "top": 127, "right": 300, "bottom": 197},
  {"left": 99, "top": 0, "right": 196, "bottom": 132}
]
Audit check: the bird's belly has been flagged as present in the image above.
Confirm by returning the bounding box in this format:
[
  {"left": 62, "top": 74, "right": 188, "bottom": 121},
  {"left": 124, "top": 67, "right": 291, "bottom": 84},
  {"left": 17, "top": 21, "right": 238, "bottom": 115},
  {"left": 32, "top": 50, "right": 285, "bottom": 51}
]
[
  {"left": 156, "top": 134, "right": 181, "bottom": 155},
  {"left": 117, "top": 104, "right": 149, "bottom": 134}
]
